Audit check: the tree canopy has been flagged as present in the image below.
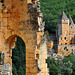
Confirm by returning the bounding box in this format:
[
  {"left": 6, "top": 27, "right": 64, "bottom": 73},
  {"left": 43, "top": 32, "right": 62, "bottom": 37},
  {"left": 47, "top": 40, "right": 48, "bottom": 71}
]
[
  {"left": 47, "top": 55, "right": 75, "bottom": 75},
  {"left": 40, "top": 0, "right": 75, "bottom": 33},
  {"left": 12, "top": 36, "right": 26, "bottom": 75}
]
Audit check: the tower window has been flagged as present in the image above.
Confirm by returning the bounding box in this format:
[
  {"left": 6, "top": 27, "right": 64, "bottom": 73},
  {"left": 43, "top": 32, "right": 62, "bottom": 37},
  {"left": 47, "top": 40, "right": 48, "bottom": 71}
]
[
  {"left": 62, "top": 23, "right": 68, "bottom": 24},
  {"left": 65, "top": 43, "right": 67, "bottom": 45},
  {"left": 61, "top": 37, "right": 62, "bottom": 40},
  {"left": 64, "top": 37, "right": 66, "bottom": 40},
  {"left": 36, "top": 54, "right": 39, "bottom": 59},
  {"left": 0, "top": 53, "right": 1, "bottom": 63}
]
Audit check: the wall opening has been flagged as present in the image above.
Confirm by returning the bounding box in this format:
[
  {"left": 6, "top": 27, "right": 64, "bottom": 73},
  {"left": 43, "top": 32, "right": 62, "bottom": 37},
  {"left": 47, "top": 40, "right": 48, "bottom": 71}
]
[
  {"left": 65, "top": 43, "right": 67, "bottom": 45},
  {"left": 64, "top": 37, "right": 66, "bottom": 40},
  {"left": 0, "top": 0, "right": 4, "bottom": 3},
  {"left": 12, "top": 36, "right": 26, "bottom": 75},
  {"left": 0, "top": 52, "right": 4, "bottom": 65},
  {"left": 0, "top": 53, "right": 1, "bottom": 64},
  {"left": 61, "top": 37, "right": 62, "bottom": 40}
]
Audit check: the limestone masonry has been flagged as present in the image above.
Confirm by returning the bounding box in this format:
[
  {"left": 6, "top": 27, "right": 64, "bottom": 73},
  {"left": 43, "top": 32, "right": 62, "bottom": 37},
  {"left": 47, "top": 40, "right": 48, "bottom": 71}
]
[
  {"left": 56, "top": 12, "right": 75, "bottom": 56},
  {"left": 0, "top": 0, "right": 49, "bottom": 75}
]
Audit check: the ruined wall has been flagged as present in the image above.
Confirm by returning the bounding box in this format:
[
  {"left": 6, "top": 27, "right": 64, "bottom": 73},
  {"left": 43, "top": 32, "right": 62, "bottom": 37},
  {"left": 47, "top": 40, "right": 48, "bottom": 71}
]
[
  {"left": 37, "top": 35, "right": 49, "bottom": 75},
  {"left": 0, "top": 0, "right": 38, "bottom": 75},
  {"left": 0, "top": 0, "right": 48, "bottom": 75}
]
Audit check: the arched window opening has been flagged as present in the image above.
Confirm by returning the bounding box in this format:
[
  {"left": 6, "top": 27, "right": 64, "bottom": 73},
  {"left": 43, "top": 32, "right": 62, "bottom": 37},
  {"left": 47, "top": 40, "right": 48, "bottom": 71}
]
[
  {"left": 61, "top": 37, "right": 62, "bottom": 40},
  {"left": 0, "top": 0, "right": 4, "bottom": 3},
  {"left": 65, "top": 43, "right": 67, "bottom": 45},
  {"left": 0, "top": 52, "right": 4, "bottom": 65},
  {"left": 12, "top": 36, "right": 26, "bottom": 75},
  {"left": 64, "top": 37, "right": 66, "bottom": 40}
]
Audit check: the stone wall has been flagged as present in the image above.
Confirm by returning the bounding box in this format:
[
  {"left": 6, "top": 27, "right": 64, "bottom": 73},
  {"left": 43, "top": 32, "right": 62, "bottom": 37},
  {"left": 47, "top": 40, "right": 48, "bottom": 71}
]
[
  {"left": 0, "top": 64, "right": 10, "bottom": 75},
  {"left": 37, "top": 35, "right": 49, "bottom": 75},
  {"left": 0, "top": 0, "right": 48, "bottom": 75},
  {"left": 58, "top": 45, "right": 75, "bottom": 56},
  {"left": 56, "top": 12, "right": 75, "bottom": 56}
]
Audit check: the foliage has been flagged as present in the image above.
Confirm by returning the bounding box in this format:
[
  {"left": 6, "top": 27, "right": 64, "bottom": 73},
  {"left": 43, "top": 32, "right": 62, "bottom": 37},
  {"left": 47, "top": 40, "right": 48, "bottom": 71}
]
[
  {"left": 61, "top": 61, "right": 73, "bottom": 75},
  {"left": 44, "top": 31, "right": 50, "bottom": 41},
  {"left": 47, "top": 55, "right": 75, "bottom": 75},
  {"left": 1, "top": 0, "right": 4, "bottom": 2},
  {"left": 63, "top": 55, "right": 75, "bottom": 75},
  {"left": 64, "top": 47, "right": 68, "bottom": 51},
  {"left": 40, "top": 0, "right": 75, "bottom": 33},
  {"left": 47, "top": 58, "right": 61, "bottom": 75},
  {"left": 12, "top": 36, "right": 26, "bottom": 75}
]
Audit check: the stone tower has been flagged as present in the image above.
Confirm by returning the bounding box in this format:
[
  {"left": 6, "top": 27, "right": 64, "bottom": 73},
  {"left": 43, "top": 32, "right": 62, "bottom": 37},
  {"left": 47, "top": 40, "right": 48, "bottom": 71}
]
[
  {"left": 56, "top": 12, "right": 69, "bottom": 45},
  {"left": 56, "top": 12, "right": 75, "bottom": 56}
]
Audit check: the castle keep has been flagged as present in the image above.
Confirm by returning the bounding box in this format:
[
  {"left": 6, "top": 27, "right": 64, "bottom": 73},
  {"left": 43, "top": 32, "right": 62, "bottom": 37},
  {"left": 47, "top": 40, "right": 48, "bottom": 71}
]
[{"left": 56, "top": 12, "right": 75, "bottom": 56}]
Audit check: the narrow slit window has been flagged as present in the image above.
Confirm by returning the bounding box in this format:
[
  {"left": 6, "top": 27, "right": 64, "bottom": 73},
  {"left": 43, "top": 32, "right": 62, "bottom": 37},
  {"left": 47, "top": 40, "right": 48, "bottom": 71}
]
[{"left": 64, "top": 37, "right": 66, "bottom": 40}]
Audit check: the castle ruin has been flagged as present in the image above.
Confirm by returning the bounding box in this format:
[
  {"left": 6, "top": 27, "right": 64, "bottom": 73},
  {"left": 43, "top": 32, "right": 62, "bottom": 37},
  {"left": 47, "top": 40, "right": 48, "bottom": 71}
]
[{"left": 0, "top": 0, "right": 49, "bottom": 75}]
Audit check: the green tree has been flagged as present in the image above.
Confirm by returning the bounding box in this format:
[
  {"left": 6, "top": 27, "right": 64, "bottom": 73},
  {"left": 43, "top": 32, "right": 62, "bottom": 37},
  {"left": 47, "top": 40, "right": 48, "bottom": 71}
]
[
  {"left": 12, "top": 63, "right": 18, "bottom": 75},
  {"left": 63, "top": 55, "right": 75, "bottom": 75},
  {"left": 12, "top": 36, "right": 26, "bottom": 75},
  {"left": 47, "top": 58, "right": 61, "bottom": 75},
  {"left": 44, "top": 31, "right": 50, "bottom": 41},
  {"left": 46, "top": 55, "right": 75, "bottom": 75},
  {"left": 40, "top": 0, "right": 75, "bottom": 33},
  {"left": 61, "top": 61, "right": 73, "bottom": 75}
]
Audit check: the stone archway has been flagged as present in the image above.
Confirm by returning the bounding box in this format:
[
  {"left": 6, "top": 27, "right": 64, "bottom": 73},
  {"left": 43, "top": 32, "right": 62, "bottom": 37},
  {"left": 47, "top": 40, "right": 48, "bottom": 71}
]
[
  {"left": 0, "top": 0, "right": 39, "bottom": 74},
  {"left": 4, "top": 35, "right": 17, "bottom": 75},
  {"left": 12, "top": 36, "right": 26, "bottom": 75},
  {"left": 3, "top": 33, "right": 38, "bottom": 75},
  {"left": 0, "top": 0, "right": 49, "bottom": 75},
  {"left": 4, "top": 35, "right": 26, "bottom": 75}
]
